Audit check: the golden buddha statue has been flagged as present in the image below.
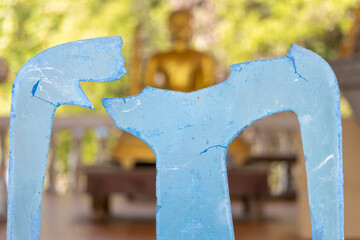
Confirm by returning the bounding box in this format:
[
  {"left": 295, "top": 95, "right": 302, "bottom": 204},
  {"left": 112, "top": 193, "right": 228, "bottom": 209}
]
[
  {"left": 145, "top": 10, "right": 214, "bottom": 92},
  {"left": 113, "top": 9, "right": 249, "bottom": 168}
]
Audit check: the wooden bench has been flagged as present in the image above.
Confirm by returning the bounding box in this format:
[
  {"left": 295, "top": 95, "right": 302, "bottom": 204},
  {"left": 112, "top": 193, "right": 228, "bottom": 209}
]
[{"left": 86, "top": 165, "right": 269, "bottom": 221}]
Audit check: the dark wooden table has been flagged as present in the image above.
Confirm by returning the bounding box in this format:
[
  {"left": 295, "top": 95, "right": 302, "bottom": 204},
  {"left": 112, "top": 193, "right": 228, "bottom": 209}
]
[{"left": 86, "top": 165, "right": 269, "bottom": 221}]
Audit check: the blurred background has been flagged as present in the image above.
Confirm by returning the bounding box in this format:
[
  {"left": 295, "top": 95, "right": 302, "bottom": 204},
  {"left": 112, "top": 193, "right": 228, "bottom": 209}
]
[{"left": 0, "top": 0, "right": 360, "bottom": 239}]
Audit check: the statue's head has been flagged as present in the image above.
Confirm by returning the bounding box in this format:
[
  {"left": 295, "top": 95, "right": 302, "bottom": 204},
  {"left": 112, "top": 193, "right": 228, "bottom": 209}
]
[{"left": 169, "top": 9, "right": 192, "bottom": 43}]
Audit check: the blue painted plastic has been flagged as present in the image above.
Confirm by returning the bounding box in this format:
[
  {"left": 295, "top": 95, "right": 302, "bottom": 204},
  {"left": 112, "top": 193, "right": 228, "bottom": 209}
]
[
  {"left": 103, "top": 45, "right": 343, "bottom": 240},
  {"left": 7, "top": 36, "right": 126, "bottom": 240}
]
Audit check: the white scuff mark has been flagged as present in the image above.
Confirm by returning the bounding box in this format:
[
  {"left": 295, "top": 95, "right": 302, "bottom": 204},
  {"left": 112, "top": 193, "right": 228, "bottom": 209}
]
[
  {"left": 38, "top": 85, "right": 51, "bottom": 101},
  {"left": 29, "top": 190, "right": 42, "bottom": 218},
  {"left": 179, "top": 161, "right": 191, "bottom": 169},
  {"left": 318, "top": 175, "right": 336, "bottom": 182},
  {"left": 314, "top": 154, "right": 334, "bottom": 171},
  {"left": 159, "top": 167, "right": 179, "bottom": 172},
  {"left": 42, "top": 78, "right": 51, "bottom": 84},
  {"left": 27, "top": 66, "right": 64, "bottom": 76},
  {"left": 218, "top": 199, "right": 232, "bottom": 227},
  {"left": 122, "top": 99, "right": 141, "bottom": 112},
  {"left": 28, "top": 65, "right": 45, "bottom": 78},
  {"left": 166, "top": 167, "right": 178, "bottom": 170},
  {"left": 294, "top": 78, "right": 299, "bottom": 82},
  {"left": 300, "top": 114, "right": 313, "bottom": 124},
  {"left": 181, "top": 219, "right": 203, "bottom": 234}
]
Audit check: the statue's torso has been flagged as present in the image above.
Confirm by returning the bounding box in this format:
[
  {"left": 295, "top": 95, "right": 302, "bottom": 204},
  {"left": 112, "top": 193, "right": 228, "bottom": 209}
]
[{"left": 155, "top": 50, "right": 207, "bottom": 92}]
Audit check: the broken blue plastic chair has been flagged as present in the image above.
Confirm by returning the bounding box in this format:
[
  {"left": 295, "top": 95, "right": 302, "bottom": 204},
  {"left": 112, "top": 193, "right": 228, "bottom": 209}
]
[
  {"left": 7, "top": 36, "right": 126, "bottom": 240},
  {"left": 8, "top": 40, "right": 342, "bottom": 240},
  {"left": 103, "top": 45, "right": 343, "bottom": 240}
]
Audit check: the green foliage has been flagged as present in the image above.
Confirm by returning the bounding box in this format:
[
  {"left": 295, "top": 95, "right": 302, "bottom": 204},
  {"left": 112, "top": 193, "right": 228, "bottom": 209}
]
[
  {"left": 55, "top": 129, "right": 72, "bottom": 173},
  {"left": 81, "top": 129, "right": 98, "bottom": 165},
  {"left": 213, "top": 0, "right": 357, "bottom": 66}
]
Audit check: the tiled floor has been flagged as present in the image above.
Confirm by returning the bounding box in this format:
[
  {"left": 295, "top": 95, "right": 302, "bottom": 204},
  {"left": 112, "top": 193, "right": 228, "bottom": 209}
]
[{"left": 0, "top": 193, "right": 299, "bottom": 240}]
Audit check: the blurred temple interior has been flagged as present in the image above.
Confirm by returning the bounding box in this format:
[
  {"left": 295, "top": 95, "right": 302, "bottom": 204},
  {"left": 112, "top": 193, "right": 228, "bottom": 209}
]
[{"left": 1, "top": 0, "right": 360, "bottom": 239}]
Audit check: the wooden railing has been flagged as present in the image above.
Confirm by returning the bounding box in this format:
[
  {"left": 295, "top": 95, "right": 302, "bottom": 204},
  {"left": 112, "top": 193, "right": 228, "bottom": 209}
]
[
  {"left": 0, "top": 115, "right": 118, "bottom": 219},
  {"left": 0, "top": 111, "right": 300, "bottom": 218},
  {"left": 48, "top": 116, "right": 117, "bottom": 193}
]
